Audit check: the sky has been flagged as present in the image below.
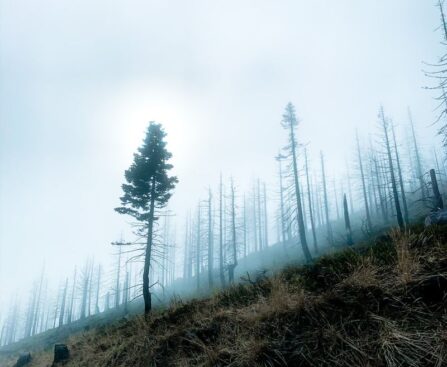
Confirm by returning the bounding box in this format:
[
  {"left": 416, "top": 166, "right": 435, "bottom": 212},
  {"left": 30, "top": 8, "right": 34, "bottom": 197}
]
[{"left": 0, "top": 0, "right": 443, "bottom": 313}]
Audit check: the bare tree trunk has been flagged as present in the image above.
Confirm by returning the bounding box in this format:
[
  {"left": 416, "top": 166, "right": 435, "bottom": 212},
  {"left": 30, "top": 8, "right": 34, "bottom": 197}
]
[
  {"left": 333, "top": 180, "right": 340, "bottom": 220},
  {"left": 391, "top": 122, "right": 409, "bottom": 225},
  {"left": 343, "top": 194, "right": 354, "bottom": 246},
  {"left": 207, "top": 188, "right": 214, "bottom": 289},
  {"left": 243, "top": 194, "right": 247, "bottom": 257},
  {"left": 430, "top": 168, "right": 444, "bottom": 209},
  {"left": 31, "top": 267, "right": 45, "bottom": 336},
  {"left": 143, "top": 176, "right": 156, "bottom": 314},
  {"left": 263, "top": 182, "right": 269, "bottom": 247},
  {"left": 228, "top": 178, "right": 238, "bottom": 283},
  {"left": 87, "top": 261, "right": 94, "bottom": 317},
  {"left": 345, "top": 161, "right": 355, "bottom": 214},
  {"left": 58, "top": 278, "right": 68, "bottom": 327},
  {"left": 371, "top": 151, "right": 387, "bottom": 223},
  {"left": 80, "top": 262, "right": 89, "bottom": 320},
  {"left": 183, "top": 216, "right": 189, "bottom": 279},
  {"left": 115, "top": 246, "right": 122, "bottom": 309},
  {"left": 123, "top": 270, "right": 129, "bottom": 314},
  {"left": 257, "top": 179, "right": 263, "bottom": 250},
  {"left": 356, "top": 130, "right": 372, "bottom": 232},
  {"left": 252, "top": 183, "right": 258, "bottom": 252},
  {"left": 304, "top": 148, "right": 318, "bottom": 253},
  {"left": 408, "top": 108, "right": 427, "bottom": 201},
  {"left": 219, "top": 175, "right": 226, "bottom": 287},
  {"left": 289, "top": 119, "right": 312, "bottom": 262},
  {"left": 67, "top": 268, "right": 76, "bottom": 324},
  {"left": 276, "top": 153, "right": 288, "bottom": 247},
  {"left": 321, "top": 152, "right": 334, "bottom": 245},
  {"left": 95, "top": 265, "right": 101, "bottom": 314},
  {"left": 196, "top": 204, "right": 201, "bottom": 292},
  {"left": 381, "top": 107, "right": 404, "bottom": 229}
]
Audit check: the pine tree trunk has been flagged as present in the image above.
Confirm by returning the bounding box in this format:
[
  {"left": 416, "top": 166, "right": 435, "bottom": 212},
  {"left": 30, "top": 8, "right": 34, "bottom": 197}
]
[{"left": 143, "top": 176, "right": 156, "bottom": 314}]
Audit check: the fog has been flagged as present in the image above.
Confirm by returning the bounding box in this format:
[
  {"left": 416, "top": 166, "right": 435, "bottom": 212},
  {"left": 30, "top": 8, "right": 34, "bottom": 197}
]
[{"left": 0, "top": 0, "right": 443, "bottom": 340}]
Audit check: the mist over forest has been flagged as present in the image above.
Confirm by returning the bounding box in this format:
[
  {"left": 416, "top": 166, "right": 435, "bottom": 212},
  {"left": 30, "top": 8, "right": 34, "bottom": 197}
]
[{"left": 1, "top": 1, "right": 447, "bottom": 366}]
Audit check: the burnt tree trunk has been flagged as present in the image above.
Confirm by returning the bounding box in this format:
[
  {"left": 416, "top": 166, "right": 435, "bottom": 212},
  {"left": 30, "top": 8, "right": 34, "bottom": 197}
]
[{"left": 430, "top": 168, "right": 444, "bottom": 209}]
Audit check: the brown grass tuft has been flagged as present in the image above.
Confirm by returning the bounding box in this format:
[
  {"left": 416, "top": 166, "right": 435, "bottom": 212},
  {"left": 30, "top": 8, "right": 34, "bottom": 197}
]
[{"left": 391, "top": 229, "right": 421, "bottom": 284}]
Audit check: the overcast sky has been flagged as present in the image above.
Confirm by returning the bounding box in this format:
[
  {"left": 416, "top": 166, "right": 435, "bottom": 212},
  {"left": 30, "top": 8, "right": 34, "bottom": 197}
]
[{"left": 0, "top": 0, "right": 443, "bottom": 312}]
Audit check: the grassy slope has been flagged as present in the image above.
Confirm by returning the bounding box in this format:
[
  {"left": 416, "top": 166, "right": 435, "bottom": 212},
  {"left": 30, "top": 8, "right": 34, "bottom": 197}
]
[{"left": 2, "top": 224, "right": 447, "bottom": 366}]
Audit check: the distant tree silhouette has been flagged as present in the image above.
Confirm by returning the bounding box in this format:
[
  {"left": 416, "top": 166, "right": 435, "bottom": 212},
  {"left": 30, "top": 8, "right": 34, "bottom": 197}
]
[
  {"left": 379, "top": 107, "right": 404, "bottom": 230},
  {"left": 281, "top": 103, "right": 312, "bottom": 263},
  {"left": 115, "top": 122, "right": 178, "bottom": 314}
]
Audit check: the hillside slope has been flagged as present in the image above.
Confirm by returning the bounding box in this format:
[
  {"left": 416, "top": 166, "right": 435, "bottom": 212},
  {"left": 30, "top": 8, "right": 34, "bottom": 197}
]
[{"left": 2, "top": 225, "right": 447, "bottom": 367}]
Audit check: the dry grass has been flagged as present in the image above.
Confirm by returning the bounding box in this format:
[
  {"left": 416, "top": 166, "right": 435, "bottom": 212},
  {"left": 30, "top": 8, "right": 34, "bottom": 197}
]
[
  {"left": 2, "top": 225, "right": 447, "bottom": 367},
  {"left": 391, "top": 229, "right": 421, "bottom": 284}
]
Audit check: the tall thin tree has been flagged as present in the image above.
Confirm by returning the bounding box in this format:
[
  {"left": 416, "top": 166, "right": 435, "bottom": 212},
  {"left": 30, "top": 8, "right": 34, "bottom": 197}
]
[
  {"left": 281, "top": 103, "right": 312, "bottom": 262},
  {"left": 115, "top": 122, "right": 178, "bottom": 314}
]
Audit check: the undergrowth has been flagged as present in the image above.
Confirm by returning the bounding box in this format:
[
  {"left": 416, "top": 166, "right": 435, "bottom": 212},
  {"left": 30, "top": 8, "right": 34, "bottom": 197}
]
[{"left": 3, "top": 225, "right": 447, "bottom": 366}]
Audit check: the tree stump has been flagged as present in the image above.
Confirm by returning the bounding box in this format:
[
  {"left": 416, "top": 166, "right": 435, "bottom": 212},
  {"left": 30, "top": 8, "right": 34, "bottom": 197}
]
[
  {"left": 15, "top": 353, "right": 31, "bottom": 367},
  {"left": 52, "top": 344, "right": 69, "bottom": 365}
]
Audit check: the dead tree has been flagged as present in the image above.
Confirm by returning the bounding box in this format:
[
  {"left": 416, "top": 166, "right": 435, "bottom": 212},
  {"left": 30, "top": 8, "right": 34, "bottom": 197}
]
[
  {"left": 228, "top": 178, "right": 238, "bottom": 283},
  {"left": 243, "top": 194, "right": 247, "bottom": 257},
  {"left": 380, "top": 107, "right": 404, "bottom": 229},
  {"left": 67, "top": 267, "right": 77, "bottom": 324},
  {"left": 207, "top": 188, "right": 214, "bottom": 289},
  {"left": 391, "top": 122, "right": 410, "bottom": 225},
  {"left": 79, "top": 261, "right": 91, "bottom": 320},
  {"left": 430, "top": 168, "right": 444, "bottom": 209},
  {"left": 281, "top": 102, "right": 312, "bottom": 262},
  {"left": 256, "top": 179, "right": 263, "bottom": 250},
  {"left": 356, "top": 130, "right": 373, "bottom": 232},
  {"left": 252, "top": 182, "right": 259, "bottom": 252},
  {"left": 113, "top": 243, "right": 123, "bottom": 309},
  {"left": 95, "top": 265, "right": 102, "bottom": 314},
  {"left": 183, "top": 215, "right": 190, "bottom": 279},
  {"left": 263, "top": 182, "right": 269, "bottom": 247},
  {"left": 408, "top": 108, "right": 427, "bottom": 201},
  {"left": 219, "top": 175, "right": 226, "bottom": 287},
  {"left": 304, "top": 148, "right": 318, "bottom": 253},
  {"left": 58, "top": 278, "right": 68, "bottom": 327},
  {"left": 321, "top": 152, "right": 334, "bottom": 245},
  {"left": 345, "top": 160, "right": 355, "bottom": 214},
  {"left": 196, "top": 204, "right": 201, "bottom": 292},
  {"left": 343, "top": 194, "right": 354, "bottom": 246},
  {"left": 275, "top": 153, "right": 288, "bottom": 246}
]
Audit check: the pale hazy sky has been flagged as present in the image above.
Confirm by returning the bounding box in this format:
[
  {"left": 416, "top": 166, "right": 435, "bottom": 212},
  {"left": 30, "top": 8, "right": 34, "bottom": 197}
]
[{"left": 0, "top": 0, "right": 443, "bottom": 312}]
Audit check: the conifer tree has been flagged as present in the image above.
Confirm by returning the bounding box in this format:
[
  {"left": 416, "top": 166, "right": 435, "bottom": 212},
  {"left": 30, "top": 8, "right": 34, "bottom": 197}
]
[{"left": 115, "top": 122, "right": 178, "bottom": 314}]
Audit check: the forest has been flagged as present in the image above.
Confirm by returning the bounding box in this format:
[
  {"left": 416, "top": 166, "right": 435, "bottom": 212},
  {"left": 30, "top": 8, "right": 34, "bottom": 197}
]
[{"left": 1, "top": 1, "right": 447, "bottom": 366}]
